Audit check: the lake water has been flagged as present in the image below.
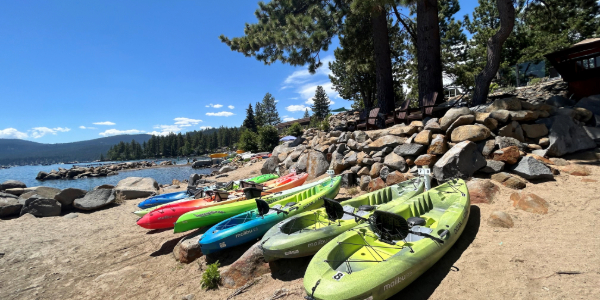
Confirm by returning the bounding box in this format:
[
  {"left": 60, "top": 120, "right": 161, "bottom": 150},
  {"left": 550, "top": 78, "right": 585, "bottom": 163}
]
[{"left": 0, "top": 159, "right": 215, "bottom": 191}]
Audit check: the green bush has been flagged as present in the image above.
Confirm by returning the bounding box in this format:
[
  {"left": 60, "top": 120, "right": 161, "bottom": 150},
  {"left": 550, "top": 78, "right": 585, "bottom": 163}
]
[
  {"left": 287, "top": 122, "right": 304, "bottom": 137},
  {"left": 200, "top": 261, "right": 221, "bottom": 290},
  {"left": 238, "top": 129, "right": 259, "bottom": 153},
  {"left": 489, "top": 82, "right": 500, "bottom": 94},
  {"left": 319, "top": 115, "right": 331, "bottom": 132},
  {"left": 258, "top": 125, "right": 280, "bottom": 152}
]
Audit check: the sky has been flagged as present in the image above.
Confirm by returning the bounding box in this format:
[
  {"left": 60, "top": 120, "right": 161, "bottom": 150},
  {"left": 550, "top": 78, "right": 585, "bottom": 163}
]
[{"left": 0, "top": 1, "right": 479, "bottom": 144}]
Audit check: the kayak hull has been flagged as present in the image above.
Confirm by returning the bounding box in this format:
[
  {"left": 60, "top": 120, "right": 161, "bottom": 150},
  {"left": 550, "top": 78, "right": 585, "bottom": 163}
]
[{"left": 137, "top": 191, "right": 190, "bottom": 209}]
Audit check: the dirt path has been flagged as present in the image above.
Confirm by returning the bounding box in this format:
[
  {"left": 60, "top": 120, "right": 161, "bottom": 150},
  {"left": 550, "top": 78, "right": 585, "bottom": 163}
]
[{"left": 1, "top": 161, "right": 599, "bottom": 299}]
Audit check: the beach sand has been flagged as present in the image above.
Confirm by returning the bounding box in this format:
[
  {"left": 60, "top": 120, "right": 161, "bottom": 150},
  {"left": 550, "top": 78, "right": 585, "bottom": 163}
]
[{"left": 1, "top": 159, "right": 599, "bottom": 299}]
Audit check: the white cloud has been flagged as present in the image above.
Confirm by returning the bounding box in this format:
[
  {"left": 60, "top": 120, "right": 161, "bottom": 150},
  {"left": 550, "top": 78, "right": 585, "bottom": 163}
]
[
  {"left": 93, "top": 121, "right": 116, "bottom": 126},
  {"left": 282, "top": 116, "right": 296, "bottom": 122},
  {"left": 205, "top": 103, "right": 223, "bottom": 108},
  {"left": 79, "top": 126, "right": 96, "bottom": 130},
  {"left": 206, "top": 111, "right": 235, "bottom": 117},
  {"left": 200, "top": 126, "right": 213, "bottom": 130},
  {"left": 99, "top": 129, "right": 145, "bottom": 137},
  {"left": 173, "top": 117, "right": 202, "bottom": 127},
  {"left": 286, "top": 105, "right": 311, "bottom": 112},
  {"left": 282, "top": 56, "right": 333, "bottom": 85},
  {"left": 30, "top": 127, "right": 71, "bottom": 139},
  {"left": 0, "top": 128, "right": 28, "bottom": 139},
  {"left": 228, "top": 105, "right": 235, "bottom": 109}
]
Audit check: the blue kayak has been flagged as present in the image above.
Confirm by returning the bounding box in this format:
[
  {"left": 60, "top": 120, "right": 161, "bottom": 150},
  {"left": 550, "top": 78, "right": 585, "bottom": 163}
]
[
  {"left": 199, "top": 176, "right": 342, "bottom": 255},
  {"left": 137, "top": 191, "right": 192, "bottom": 209}
]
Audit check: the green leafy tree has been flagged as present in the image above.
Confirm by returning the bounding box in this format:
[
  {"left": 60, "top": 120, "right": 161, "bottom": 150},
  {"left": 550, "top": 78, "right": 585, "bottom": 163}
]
[
  {"left": 238, "top": 129, "right": 259, "bottom": 153},
  {"left": 311, "top": 86, "right": 331, "bottom": 120},
  {"left": 287, "top": 122, "right": 304, "bottom": 138},
  {"left": 261, "top": 93, "right": 281, "bottom": 125},
  {"left": 242, "top": 104, "right": 258, "bottom": 133},
  {"left": 303, "top": 109, "right": 310, "bottom": 119},
  {"left": 258, "top": 125, "right": 280, "bottom": 152}
]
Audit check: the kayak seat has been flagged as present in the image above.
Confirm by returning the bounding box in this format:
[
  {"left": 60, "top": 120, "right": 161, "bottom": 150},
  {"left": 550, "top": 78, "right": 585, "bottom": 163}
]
[
  {"left": 393, "top": 226, "right": 433, "bottom": 244},
  {"left": 283, "top": 202, "right": 297, "bottom": 208},
  {"left": 268, "top": 204, "right": 283, "bottom": 214},
  {"left": 341, "top": 205, "right": 357, "bottom": 220},
  {"left": 355, "top": 210, "right": 371, "bottom": 218},
  {"left": 358, "top": 205, "right": 376, "bottom": 211}
]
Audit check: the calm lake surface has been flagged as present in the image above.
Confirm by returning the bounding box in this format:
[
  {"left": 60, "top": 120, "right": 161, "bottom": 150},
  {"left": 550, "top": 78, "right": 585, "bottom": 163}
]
[{"left": 0, "top": 159, "right": 214, "bottom": 191}]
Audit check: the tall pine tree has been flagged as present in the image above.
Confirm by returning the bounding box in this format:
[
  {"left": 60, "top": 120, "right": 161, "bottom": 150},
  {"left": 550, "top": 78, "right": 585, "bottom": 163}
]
[
  {"left": 255, "top": 102, "right": 265, "bottom": 127},
  {"left": 243, "top": 104, "right": 258, "bottom": 132},
  {"left": 311, "top": 86, "right": 331, "bottom": 120},
  {"left": 261, "top": 93, "right": 281, "bottom": 125},
  {"left": 303, "top": 109, "right": 310, "bottom": 119}
]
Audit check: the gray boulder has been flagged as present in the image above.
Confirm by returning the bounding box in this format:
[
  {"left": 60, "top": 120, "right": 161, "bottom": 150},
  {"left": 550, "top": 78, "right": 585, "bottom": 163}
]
[
  {"left": 360, "top": 175, "right": 371, "bottom": 191},
  {"left": 583, "top": 126, "right": 600, "bottom": 145},
  {"left": 433, "top": 141, "right": 486, "bottom": 181},
  {"left": 543, "top": 115, "right": 596, "bottom": 157},
  {"left": 94, "top": 184, "right": 115, "bottom": 190},
  {"left": 55, "top": 188, "right": 87, "bottom": 206},
  {"left": 575, "top": 94, "right": 600, "bottom": 115},
  {"left": 394, "top": 144, "right": 426, "bottom": 156},
  {"left": 296, "top": 154, "right": 308, "bottom": 173},
  {"left": 261, "top": 156, "right": 279, "bottom": 174},
  {"left": 20, "top": 198, "right": 61, "bottom": 217},
  {"left": 487, "top": 96, "right": 522, "bottom": 112},
  {"left": 353, "top": 131, "right": 367, "bottom": 143},
  {"left": 73, "top": 189, "right": 116, "bottom": 211},
  {"left": 0, "top": 180, "right": 26, "bottom": 191},
  {"left": 546, "top": 95, "right": 575, "bottom": 107},
  {"left": 0, "top": 197, "right": 23, "bottom": 217},
  {"left": 114, "top": 177, "right": 159, "bottom": 200},
  {"left": 0, "top": 192, "right": 17, "bottom": 199},
  {"left": 36, "top": 171, "right": 48, "bottom": 180},
  {"left": 440, "top": 107, "right": 472, "bottom": 130},
  {"left": 330, "top": 152, "right": 348, "bottom": 174},
  {"left": 306, "top": 150, "right": 329, "bottom": 179},
  {"left": 188, "top": 174, "right": 201, "bottom": 187},
  {"left": 495, "top": 136, "right": 525, "bottom": 151},
  {"left": 480, "top": 160, "right": 506, "bottom": 174},
  {"left": 383, "top": 152, "right": 408, "bottom": 172},
  {"left": 34, "top": 187, "right": 61, "bottom": 199},
  {"left": 219, "top": 165, "right": 236, "bottom": 174},
  {"left": 509, "top": 156, "right": 553, "bottom": 180},
  {"left": 379, "top": 166, "right": 391, "bottom": 181}
]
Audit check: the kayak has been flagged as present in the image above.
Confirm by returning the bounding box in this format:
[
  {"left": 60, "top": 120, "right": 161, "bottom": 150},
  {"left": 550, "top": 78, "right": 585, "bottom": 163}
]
[
  {"left": 137, "top": 173, "right": 308, "bottom": 230},
  {"left": 199, "top": 176, "right": 342, "bottom": 255},
  {"left": 209, "top": 153, "right": 228, "bottom": 158},
  {"left": 173, "top": 175, "right": 327, "bottom": 233},
  {"left": 201, "top": 173, "right": 279, "bottom": 192},
  {"left": 303, "top": 178, "right": 470, "bottom": 300},
  {"left": 260, "top": 177, "right": 425, "bottom": 261},
  {"left": 137, "top": 190, "right": 194, "bottom": 209}
]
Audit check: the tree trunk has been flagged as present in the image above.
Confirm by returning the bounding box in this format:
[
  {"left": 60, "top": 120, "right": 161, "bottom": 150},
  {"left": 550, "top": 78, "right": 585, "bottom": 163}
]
[
  {"left": 417, "top": 0, "right": 444, "bottom": 106},
  {"left": 371, "top": 6, "right": 395, "bottom": 115},
  {"left": 472, "top": 0, "right": 515, "bottom": 105}
]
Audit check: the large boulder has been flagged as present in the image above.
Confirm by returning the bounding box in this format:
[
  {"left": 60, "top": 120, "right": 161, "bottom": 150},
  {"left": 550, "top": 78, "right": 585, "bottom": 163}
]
[
  {"left": 446, "top": 115, "right": 475, "bottom": 135},
  {"left": 583, "top": 126, "right": 600, "bottom": 145},
  {"left": 440, "top": 107, "right": 472, "bottom": 130},
  {"left": 360, "top": 175, "right": 371, "bottom": 191},
  {"left": 386, "top": 171, "right": 406, "bottom": 186},
  {"left": 330, "top": 152, "right": 348, "bottom": 174},
  {"left": 369, "top": 162, "right": 384, "bottom": 178},
  {"left": 306, "top": 150, "right": 329, "bottom": 180},
  {"left": 541, "top": 115, "right": 596, "bottom": 157},
  {"left": 188, "top": 174, "right": 201, "bottom": 187},
  {"left": 221, "top": 241, "right": 270, "bottom": 288},
  {"left": 394, "top": 144, "right": 426, "bottom": 157},
  {"left": 55, "top": 188, "right": 87, "bottom": 206},
  {"left": 480, "top": 160, "right": 505, "bottom": 173},
  {"left": 546, "top": 95, "right": 575, "bottom": 107},
  {"left": 115, "top": 177, "right": 159, "bottom": 200},
  {"left": 0, "top": 180, "right": 26, "bottom": 191},
  {"left": 509, "top": 110, "right": 538, "bottom": 122},
  {"left": 368, "top": 135, "right": 407, "bottom": 150},
  {"left": 450, "top": 125, "right": 491, "bottom": 142},
  {"left": 488, "top": 96, "right": 522, "bottom": 111},
  {"left": 521, "top": 124, "right": 548, "bottom": 139},
  {"left": 261, "top": 156, "right": 279, "bottom": 174},
  {"left": 173, "top": 230, "right": 204, "bottom": 264},
  {"left": 271, "top": 142, "right": 293, "bottom": 159},
  {"left": 20, "top": 198, "right": 61, "bottom": 217},
  {"left": 428, "top": 136, "right": 448, "bottom": 155},
  {"left": 489, "top": 110, "right": 511, "bottom": 123},
  {"left": 368, "top": 177, "right": 386, "bottom": 192},
  {"left": 34, "top": 187, "right": 61, "bottom": 199},
  {"left": 433, "top": 141, "right": 486, "bottom": 181},
  {"left": 491, "top": 172, "right": 526, "bottom": 190},
  {"left": 467, "top": 179, "right": 499, "bottom": 204},
  {"left": 352, "top": 131, "right": 368, "bottom": 143},
  {"left": 0, "top": 197, "right": 23, "bottom": 217},
  {"left": 219, "top": 165, "right": 236, "bottom": 174},
  {"left": 73, "top": 189, "right": 116, "bottom": 210},
  {"left": 383, "top": 152, "right": 408, "bottom": 172},
  {"left": 492, "top": 146, "right": 521, "bottom": 165},
  {"left": 509, "top": 156, "right": 553, "bottom": 180},
  {"left": 498, "top": 121, "right": 525, "bottom": 142}
]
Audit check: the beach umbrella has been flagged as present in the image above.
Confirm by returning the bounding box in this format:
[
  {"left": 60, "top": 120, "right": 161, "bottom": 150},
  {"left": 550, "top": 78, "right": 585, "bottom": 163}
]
[
  {"left": 331, "top": 107, "right": 349, "bottom": 113},
  {"left": 280, "top": 136, "right": 297, "bottom": 141}
]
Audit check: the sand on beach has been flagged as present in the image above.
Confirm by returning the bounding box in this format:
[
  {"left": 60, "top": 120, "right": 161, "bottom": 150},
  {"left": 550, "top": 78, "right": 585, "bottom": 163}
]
[{"left": 1, "top": 159, "right": 599, "bottom": 300}]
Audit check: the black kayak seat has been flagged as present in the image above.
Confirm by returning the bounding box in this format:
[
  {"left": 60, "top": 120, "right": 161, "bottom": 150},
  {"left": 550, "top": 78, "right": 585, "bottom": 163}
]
[{"left": 358, "top": 205, "right": 376, "bottom": 211}]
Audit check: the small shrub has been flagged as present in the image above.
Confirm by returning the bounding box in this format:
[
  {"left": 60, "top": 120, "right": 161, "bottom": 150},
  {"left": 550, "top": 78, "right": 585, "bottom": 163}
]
[
  {"left": 287, "top": 122, "right": 304, "bottom": 138},
  {"left": 258, "top": 125, "right": 280, "bottom": 152},
  {"left": 238, "top": 129, "right": 259, "bottom": 153},
  {"left": 319, "top": 115, "right": 331, "bottom": 132},
  {"left": 200, "top": 260, "right": 221, "bottom": 290},
  {"left": 347, "top": 187, "right": 359, "bottom": 196},
  {"left": 489, "top": 82, "right": 500, "bottom": 94}
]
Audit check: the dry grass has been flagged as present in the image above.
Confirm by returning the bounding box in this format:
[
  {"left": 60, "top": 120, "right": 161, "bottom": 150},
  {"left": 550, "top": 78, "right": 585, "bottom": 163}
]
[
  {"left": 347, "top": 187, "right": 360, "bottom": 196},
  {"left": 114, "top": 190, "right": 126, "bottom": 205}
]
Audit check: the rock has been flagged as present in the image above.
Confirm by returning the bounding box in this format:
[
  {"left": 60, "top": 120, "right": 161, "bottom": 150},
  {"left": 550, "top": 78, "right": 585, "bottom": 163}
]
[
  {"left": 451, "top": 125, "right": 491, "bottom": 143},
  {"left": 467, "top": 179, "right": 499, "bottom": 204},
  {"left": 35, "top": 187, "right": 62, "bottom": 200},
  {"left": 94, "top": 184, "right": 115, "bottom": 190},
  {"left": 487, "top": 97, "right": 522, "bottom": 112},
  {"left": 182, "top": 294, "right": 195, "bottom": 300},
  {"left": 368, "top": 177, "right": 386, "bottom": 192},
  {"left": 394, "top": 144, "right": 426, "bottom": 157},
  {"left": 414, "top": 130, "right": 432, "bottom": 145},
  {"left": 433, "top": 141, "right": 486, "bottom": 181},
  {"left": 336, "top": 144, "right": 347, "bottom": 154},
  {"left": 347, "top": 139, "right": 358, "bottom": 150},
  {"left": 0, "top": 180, "right": 26, "bottom": 191},
  {"left": 489, "top": 110, "right": 511, "bottom": 123},
  {"left": 338, "top": 132, "right": 350, "bottom": 143},
  {"left": 546, "top": 95, "right": 574, "bottom": 107},
  {"left": 188, "top": 174, "right": 201, "bottom": 187},
  {"left": 219, "top": 166, "right": 236, "bottom": 174},
  {"left": 510, "top": 192, "right": 549, "bottom": 214},
  {"left": 509, "top": 110, "right": 538, "bottom": 122},
  {"left": 63, "top": 213, "right": 78, "bottom": 219},
  {"left": 306, "top": 150, "right": 329, "bottom": 180},
  {"left": 0, "top": 192, "right": 17, "bottom": 199},
  {"left": 353, "top": 131, "right": 367, "bottom": 143},
  {"left": 498, "top": 121, "right": 524, "bottom": 142},
  {"left": 379, "top": 166, "right": 391, "bottom": 181},
  {"left": 509, "top": 156, "right": 553, "bottom": 180},
  {"left": 35, "top": 171, "right": 48, "bottom": 180},
  {"left": 20, "top": 198, "right": 61, "bottom": 217},
  {"left": 362, "top": 158, "right": 374, "bottom": 165},
  {"left": 55, "top": 188, "right": 87, "bottom": 207},
  {"left": 527, "top": 154, "right": 554, "bottom": 166},
  {"left": 543, "top": 115, "right": 596, "bottom": 157},
  {"left": 383, "top": 152, "right": 407, "bottom": 172},
  {"left": 357, "top": 167, "right": 370, "bottom": 176},
  {"left": 341, "top": 171, "right": 358, "bottom": 188},
  {"left": 342, "top": 151, "right": 358, "bottom": 166},
  {"left": 583, "top": 126, "right": 600, "bottom": 145},
  {"left": 385, "top": 171, "right": 406, "bottom": 186},
  {"left": 368, "top": 135, "right": 407, "bottom": 150},
  {"left": 360, "top": 175, "right": 371, "bottom": 191},
  {"left": 369, "top": 162, "right": 384, "bottom": 178},
  {"left": 277, "top": 152, "right": 289, "bottom": 162},
  {"left": 173, "top": 230, "right": 204, "bottom": 264},
  {"left": 480, "top": 160, "right": 505, "bottom": 173},
  {"left": 548, "top": 157, "right": 569, "bottom": 166},
  {"left": 482, "top": 118, "right": 498, "bottom": 131},
  {"left": 538, "top": 137, "right": 550, "bottom": 147},
  {"left": 272, "top": 142, "right": 293, "bottom": 159},
  {"left": 446, "top": 115, "right": 476, "bottom": 135},
  {"left": 440, "top": 107, "right": 472, "bottom": 130},
  {"left": 115, "top": 177, "right": 159, "bottom": 200},
  {"left": 389, "top": 125, "right": 418, "bottom": 136},
  {"left": 492, "top": 146, "right": 521, "bottom": 165},
  {"left": 261, "top": 156, "right": 279, "bottom": 174},
  {"left": 487, "top": 211, "right": 514, "bottom": 228},
  {"left": 415, "top": 154, "right": 436, "bottom": 167},
  {"left": 479, "top": 139, "right": 496, "bottom": 157},
  {"left": 73, "top": 189, "right": 116, "bottom": 211},
  {"left": 221, "top": 241, "right": 270, "bottom": 288},
  {"left": 495, "top": 136, "right": 525, "bottom": 150},
  {"left": 491, "top": 172, "right": 526, "bottom": 189},
  {"left": 330, "top": 152, "right": 348, "bottom": 174},
  {"left": 0, "top": 197, "right": 23, "bottom": 217},
  {"left": 424, "top": 118, "right": 443, "bottom": 132},
  {"left": 560, "top": 164, "right": 591, "bottom": 176},
  {"left": 427, "top": 136, "right": 448, "bottom": 155},
  {"left": 520, "top": 124, "right": 548, "bottom": 139}
]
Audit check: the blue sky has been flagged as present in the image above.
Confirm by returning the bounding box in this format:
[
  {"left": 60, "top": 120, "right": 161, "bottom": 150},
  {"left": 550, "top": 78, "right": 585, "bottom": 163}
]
[{"left": 0, "top": 1, "right": 479, "bottom": 144}]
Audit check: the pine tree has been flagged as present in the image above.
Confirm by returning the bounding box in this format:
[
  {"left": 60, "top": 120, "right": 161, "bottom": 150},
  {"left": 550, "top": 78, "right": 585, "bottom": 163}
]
[
  {"left": 261, "top": 93, "right": 281, "bottom": 125},
  {"left": 255, "top": 102, "right": 265, "bottom": 127},
  {"left": 311, "top": 86, "right": 331, "bottom": 120},
  {"left": 243, "top": 104, "right": 257, "bottom": 133},
  {"left": 303, "top": 109, "right": 310, "bottom": 119}
]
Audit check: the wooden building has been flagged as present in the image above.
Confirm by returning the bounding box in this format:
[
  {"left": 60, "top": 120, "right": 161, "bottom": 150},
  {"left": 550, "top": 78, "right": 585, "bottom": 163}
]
[
  {"left": 275, "top": 117, "right": 311, "bottom": 133},
  {"left": 545, "top": 38, "right": 600, "bottom": 98}
]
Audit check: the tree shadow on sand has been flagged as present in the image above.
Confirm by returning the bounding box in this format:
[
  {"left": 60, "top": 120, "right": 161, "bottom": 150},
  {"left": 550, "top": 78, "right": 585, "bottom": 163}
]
[
  {"left": 269, "top": 255, "right": 313, "bottom": 281},
  {"left": 388, "top": 205, "right": 481, "bottom": 300},
  {"left": 204, "top": 241, "right": 256, "bottom": 267}
]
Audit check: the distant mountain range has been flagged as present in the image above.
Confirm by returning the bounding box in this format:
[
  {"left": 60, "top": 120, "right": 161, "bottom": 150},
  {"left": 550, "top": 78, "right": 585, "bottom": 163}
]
[{"left": 0, "top": 134, "right": 152, "bottom": 165}]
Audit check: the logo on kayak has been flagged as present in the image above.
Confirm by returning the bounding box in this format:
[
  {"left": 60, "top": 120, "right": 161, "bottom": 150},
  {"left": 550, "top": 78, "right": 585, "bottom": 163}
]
[
  {"left": 453, "top": 210, "right": 469, "bottom": 235},
  {"left": 193, "top": 211, "right": 225, "bottom": 218},
  {"left": 157, "top": 216, "right": 173, "bottom": 220},
  {"left": 219, "top": 242, "right": 226, "bottom": 248},
  {"left": 235, "top": 227, "right": 259, "bottom": 238},
  {"left": 284, "top": 250, "right": 299, "bottom": 256},
  {"left": 383, "top": 271, "right": 413, "bottom": 291},
  {"left": 307, "top": 238, "right": 332, "bottom": 248}
]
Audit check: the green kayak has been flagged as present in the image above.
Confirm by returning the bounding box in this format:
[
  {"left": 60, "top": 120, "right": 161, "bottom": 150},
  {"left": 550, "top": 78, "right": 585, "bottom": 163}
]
[
  {"left": 260, "top": 177, "right": 425, "bottom": 261},
  {"left": 303, "top": 179, "right": 470, "bottom": 300},
  {"left": 173, "top": 176, "right": 330, "bottom": 233}
]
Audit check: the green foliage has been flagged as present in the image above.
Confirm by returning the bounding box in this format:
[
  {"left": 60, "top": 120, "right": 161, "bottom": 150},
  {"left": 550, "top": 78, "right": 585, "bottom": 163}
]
[
  {"left": 258, "top": 125, "right": 280, "bottom": 152},
  {"left": 243, "top": 104, "right": 258, "bottom": 133},
  {"left": 238, "top": 129, "right": 259, "bottom": 153},
  {"left": 311, "top": 86, "right": 331, "bottom": 120},
  {"left": 200, "top": 261, "right": 221, "bottom": 290},
  {"left": 319, "top": 114, "right": 331, "bottom": 132},
  {"left": 303, "top": 109, "right": 310, "bottom": 119},
  {"left": 287, "top": 122, "right": 303, "bottom": 138},
  {"left": 489, "top": 82, "right": 500, "bottom": 94},
  {"left": 255, "top": 102, "right": 265, "bottom": 127},
  {"left": 261, "top": 93, "right": 281, "bottom": 125},
  {"left": 309, "top": 116, "right": 320, "bottom": 129},
  {"left": 528, "top": 77, "right": 543, "bottom": 86}
]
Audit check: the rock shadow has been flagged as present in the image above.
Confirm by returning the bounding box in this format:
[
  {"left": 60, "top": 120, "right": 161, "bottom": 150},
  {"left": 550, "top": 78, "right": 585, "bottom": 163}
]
[
  {"left": 205, "top": 241, "right": 255, "bottom": 267},
  {"left": 146, "top": 228, "right": 172, "bottom": 235},
  {"left": 388, "top": 205, "right": 481, "bottom": 300},
  {"left": 150, "top": 236, "right": 185, "bottom": 257},
  {"left": 269, "top": 256, "right": 313, "bottom": 282}
]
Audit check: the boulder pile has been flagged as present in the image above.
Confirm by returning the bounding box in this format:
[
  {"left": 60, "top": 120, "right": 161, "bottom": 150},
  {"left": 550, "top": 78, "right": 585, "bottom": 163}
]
[
  {"left": 264, "top": 89, "right": 599, "bottom": 192},
  {"left": 34, "top": 161, "right": 165, "bottom": 181}
]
